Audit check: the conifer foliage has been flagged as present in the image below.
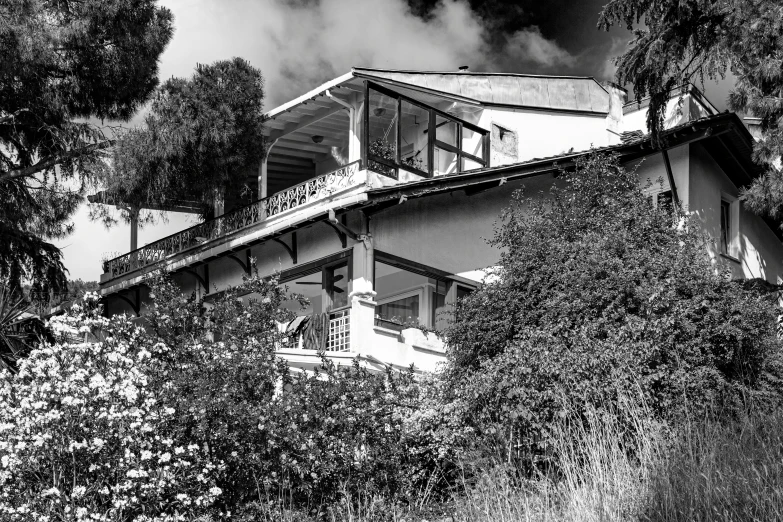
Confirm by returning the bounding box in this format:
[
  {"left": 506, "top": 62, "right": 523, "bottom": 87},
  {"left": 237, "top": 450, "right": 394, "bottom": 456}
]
[
  {"left": 0, "top": 0, "right": 173, "bottom": 294},
  {"left": 599, "top": 0, "right": 783, "bottom": 223},
  {"left": 99, "top": 58, "right": 266, "bottom": 223}
]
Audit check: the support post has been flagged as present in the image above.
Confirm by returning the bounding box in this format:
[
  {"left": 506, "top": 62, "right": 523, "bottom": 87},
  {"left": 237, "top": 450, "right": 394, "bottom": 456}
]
[
  {"left": 348, "top": 213, "right": 376, "bottom": 353},
  {"left": 213, "top": 187, "right": 225, "bottom": 218},
  {"left": 130, "top": 207, "right": 139, "bottom": 251},
  {"left": 259, "top": 139, "right": 278, "bottom": 199}
]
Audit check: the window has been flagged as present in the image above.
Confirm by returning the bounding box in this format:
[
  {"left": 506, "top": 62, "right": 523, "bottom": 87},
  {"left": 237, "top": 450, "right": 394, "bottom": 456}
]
[
  {"left": 720, "top": 199, "right": 731, "bottom": 256},
  {"left": 325, "top": 262, "right": 349, "bottom": 310},
  {"left": 376, "top": 293, "right": 420, "bottom": 326},
  {"left": 364, "top": 81, "right": 488, "bottom": 178}
]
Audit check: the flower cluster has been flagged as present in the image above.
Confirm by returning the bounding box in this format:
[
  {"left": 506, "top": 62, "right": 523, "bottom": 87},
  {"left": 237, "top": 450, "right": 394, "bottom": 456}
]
[{"left": 0, "top": 294, "right": 223, "bottom": 521}]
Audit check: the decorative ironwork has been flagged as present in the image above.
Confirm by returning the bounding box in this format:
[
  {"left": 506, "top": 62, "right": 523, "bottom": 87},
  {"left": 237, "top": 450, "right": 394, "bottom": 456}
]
[{"left": 104, "top": 161, "right": 361, "bottom": 279}]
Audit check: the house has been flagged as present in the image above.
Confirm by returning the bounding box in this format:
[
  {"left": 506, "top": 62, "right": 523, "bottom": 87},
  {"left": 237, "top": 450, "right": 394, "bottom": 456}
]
[{"left": 97, "top": 68, "right": 782, "bottom": 372}]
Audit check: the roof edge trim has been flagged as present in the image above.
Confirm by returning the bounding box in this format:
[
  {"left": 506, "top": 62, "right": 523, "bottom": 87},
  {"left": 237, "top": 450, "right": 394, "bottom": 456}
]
[{"left": 264, "top": 71, "right": 355, "bottom": 119}]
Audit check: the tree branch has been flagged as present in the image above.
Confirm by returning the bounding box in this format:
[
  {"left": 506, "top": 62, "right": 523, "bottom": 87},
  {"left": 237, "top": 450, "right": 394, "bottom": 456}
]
[{"left": 0, "top": 140, "right": 114, "bottom": 183}]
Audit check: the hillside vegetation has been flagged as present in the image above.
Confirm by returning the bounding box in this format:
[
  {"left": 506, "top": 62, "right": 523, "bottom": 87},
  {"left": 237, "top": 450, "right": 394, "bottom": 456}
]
[{"left": 1, "top": 153, "right": 782, "bottom": 522}]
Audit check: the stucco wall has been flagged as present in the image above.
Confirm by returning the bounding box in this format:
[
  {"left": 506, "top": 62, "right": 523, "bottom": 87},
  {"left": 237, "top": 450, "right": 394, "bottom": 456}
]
[
  {"left": 478, "top": 107, "right": 611, "bottom": 167},
  {"left": 629, "top": 143, "right": 690, "bottom": 208},
  {"left": 372, "top": 174, "right": 554, "bottom": 278},
  {"left": 688, "top": 143, "right": 783, "bottom": 282}
]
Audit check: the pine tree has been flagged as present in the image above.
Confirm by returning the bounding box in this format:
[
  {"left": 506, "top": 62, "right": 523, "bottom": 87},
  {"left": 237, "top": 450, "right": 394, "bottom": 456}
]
[
  {"left": 599, "top": 0, "right": 783, "bottom": 222},
  {"left": 0, "top": 0, "right": 173, "bottom": 293},
  {"left": 97, "top": 58, "right": 266, "bottom": 224}
]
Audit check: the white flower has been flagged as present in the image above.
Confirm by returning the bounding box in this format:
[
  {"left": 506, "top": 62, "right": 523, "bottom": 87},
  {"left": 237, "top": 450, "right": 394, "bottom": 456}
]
[
  {"left": 71, "top": 485, "right": 86, "bottom": 498},
  {"left": 140, "top": 450, "right": 152, "bottom": 461},
  {"left": 209, "top": 486, "right": 222, "bottom": 496}
]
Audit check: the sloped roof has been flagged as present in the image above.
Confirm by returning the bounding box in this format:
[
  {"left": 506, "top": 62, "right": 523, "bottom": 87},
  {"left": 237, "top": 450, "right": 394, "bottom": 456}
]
[
  {"left": 353, "top": 67, "right": 611, "bottom": 114},
  {"left": 365, "top": 112, "right": 758, "bottom": 203}
]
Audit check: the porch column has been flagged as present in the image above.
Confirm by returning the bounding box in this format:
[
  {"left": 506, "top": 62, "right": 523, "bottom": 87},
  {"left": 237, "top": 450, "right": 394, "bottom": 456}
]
[
  {"left": 129, "top": 207, "right": 139, "bottom": 251},
  {"left": 349, "top": 213, "right": 376, "bottom": 353},
  {"left": 213, "top": 187, "right": 225, "bottom": 217},
  {"left": 259, "top": 139, "right": 278, "bottom": 199}
]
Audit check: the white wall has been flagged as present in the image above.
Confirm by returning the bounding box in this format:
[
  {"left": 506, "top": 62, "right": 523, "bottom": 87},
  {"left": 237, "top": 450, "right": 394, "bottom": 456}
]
[{"left": 688, "top": 143, "right": 783, "bottom": 282}]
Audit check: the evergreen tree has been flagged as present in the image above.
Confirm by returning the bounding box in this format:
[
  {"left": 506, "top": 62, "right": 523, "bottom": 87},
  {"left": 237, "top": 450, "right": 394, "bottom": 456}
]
[
  {"left": 97, "top": 58, "right": 266, "bottom": 224},
  {"left": 599, "top": 0, "right": 783, "bottom": 223},
  {"left": 0, "top": 0, "right": 173, "bottom": 294}
]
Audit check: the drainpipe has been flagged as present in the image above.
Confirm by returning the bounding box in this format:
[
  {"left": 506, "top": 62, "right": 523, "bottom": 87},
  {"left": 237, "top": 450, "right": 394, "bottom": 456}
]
[
  {"left": 129, "top": 206, "right": 139, "bottom": 251},
  {"left": 326, "top": 90, "right": 357, "bottom": 162}
]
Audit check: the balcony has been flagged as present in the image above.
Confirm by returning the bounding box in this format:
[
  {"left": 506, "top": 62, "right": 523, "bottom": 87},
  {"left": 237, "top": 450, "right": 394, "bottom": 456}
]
[{"left": 102, "top": 160, "right": 362, "bottom": 281}]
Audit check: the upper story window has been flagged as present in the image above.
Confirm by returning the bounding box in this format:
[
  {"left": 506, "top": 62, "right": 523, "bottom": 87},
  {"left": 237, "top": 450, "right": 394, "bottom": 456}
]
[
  {"left": 719, "top": 193, "right": 739, "bottom": 260},
  {"left": 720, "top": 199, "right": 731, "bottom": 256},
  {"left": 364, "top": 81, "right": 489, "bottom": 179}
]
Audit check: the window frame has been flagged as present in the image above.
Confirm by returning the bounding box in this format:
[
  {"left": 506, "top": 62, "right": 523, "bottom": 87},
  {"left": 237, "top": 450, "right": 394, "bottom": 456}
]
[
  {"left": 719, "top": 192, "right": 740, "bottom": 261},
  {"left": 363, "top": 80, "right": 489, "bottom": 179}
]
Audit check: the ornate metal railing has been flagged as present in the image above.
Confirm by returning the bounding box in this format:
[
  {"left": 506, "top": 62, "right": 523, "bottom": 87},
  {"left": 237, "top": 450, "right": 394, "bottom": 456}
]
[{"left": 103, "top": 161, "right": 362, "bottom": 279}]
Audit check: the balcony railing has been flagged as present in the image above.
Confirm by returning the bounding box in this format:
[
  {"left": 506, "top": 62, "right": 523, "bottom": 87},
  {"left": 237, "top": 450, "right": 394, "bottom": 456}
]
[
  {"left": 103, "top": 161, "right": 362, "bottom": 279},
  {"left": 282, "top": 310, "right": 351, "bottom": 352}
]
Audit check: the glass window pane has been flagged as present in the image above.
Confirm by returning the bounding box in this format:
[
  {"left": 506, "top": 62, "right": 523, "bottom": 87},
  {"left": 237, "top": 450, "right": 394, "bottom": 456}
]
[
  {"left": 462, "top": 157, "right": 484, "bottom": 172},
  {"left": 327, "top": 262, "right": 348, "bottom": 310},
  {"left": 377, "top": 295, "right": 420, "bottom": 325},
  {"left": 720, "top": 200, "right": 731, "bottom": 255},
  {"left": 461, "top": 126, "right": 485, "bottom": 160},
  {"left": 434, "top": 146, "right": 458, "bottom": 176},
  {"left": 368, "top": 89, "right": 397, "bottom": 177},
  {"left": 436, "top": 114, "right": 458, "bottom": 147},
  {"left": 400, "top": 100, "right": 429, "bottom": 174}
]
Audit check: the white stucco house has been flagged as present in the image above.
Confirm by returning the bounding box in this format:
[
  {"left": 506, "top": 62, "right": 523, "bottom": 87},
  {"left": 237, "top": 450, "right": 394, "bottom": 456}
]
[{"left": 97, "top": 68, "right": 782, "bottom": 372}]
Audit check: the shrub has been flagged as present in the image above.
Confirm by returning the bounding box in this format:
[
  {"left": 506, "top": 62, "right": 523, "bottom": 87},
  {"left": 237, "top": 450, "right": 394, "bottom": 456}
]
[
  {"left": 443, "top": 153, "right": 783, "bottom": 462},
  {"left": 143, "top": 274, "right": 426, "bottom": 517},
  {"left": 0, "top": 294, "right": 222, "bottom": 522}
]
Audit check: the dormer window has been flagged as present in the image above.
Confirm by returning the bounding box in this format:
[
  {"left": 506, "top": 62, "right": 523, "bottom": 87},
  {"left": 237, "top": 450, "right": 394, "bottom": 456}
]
[{"left": 364, "top": 81, "right": 489, "bottom": 179}]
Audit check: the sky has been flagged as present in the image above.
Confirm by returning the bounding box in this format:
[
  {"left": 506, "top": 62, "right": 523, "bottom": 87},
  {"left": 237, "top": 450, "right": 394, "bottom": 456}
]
[{"left": 57, "top": 0, "right": 737, "bottom": 282}]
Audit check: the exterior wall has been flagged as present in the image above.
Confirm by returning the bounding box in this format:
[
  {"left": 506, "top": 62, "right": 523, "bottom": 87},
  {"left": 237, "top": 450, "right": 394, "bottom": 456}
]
[
  {"left": 688, "top": 142, "right": 783, "bottom": 282},
  {"left": 630, "top": 143, "right": 690, "bottom": 207},
  {"left": 371, "top": 175, "right": 554, "bottom": 280},
  {"left": 477, "top": 107, "right": 612, "bottom": 167}
]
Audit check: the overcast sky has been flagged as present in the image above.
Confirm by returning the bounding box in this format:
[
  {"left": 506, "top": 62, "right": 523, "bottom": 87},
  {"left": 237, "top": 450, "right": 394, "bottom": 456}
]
[{"left": 57, "top": 0, "right": 737, "bottom": 282}]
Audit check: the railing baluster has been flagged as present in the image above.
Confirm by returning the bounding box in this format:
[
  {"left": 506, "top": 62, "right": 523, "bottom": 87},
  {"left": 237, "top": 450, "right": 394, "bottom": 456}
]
[{"left": 103, "top": 160, "right": 361, "bottom": 278}]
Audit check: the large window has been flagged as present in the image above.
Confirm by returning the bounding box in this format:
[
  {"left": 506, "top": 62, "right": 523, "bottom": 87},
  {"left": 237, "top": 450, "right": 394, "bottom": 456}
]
[{"left": 364, "top": 81, "right": 489, "bottom": 179}]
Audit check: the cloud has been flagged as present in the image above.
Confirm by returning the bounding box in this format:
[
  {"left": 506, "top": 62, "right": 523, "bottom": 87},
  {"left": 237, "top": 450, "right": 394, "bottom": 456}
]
[
  {"left": 599, "top": 36, "right": 630, "bottom": 81},
  {"left": 156, "top": 0, "right": 580, "bottom": 107},
  {"left": 159, "top": 0, "right": 493, "bottom": 106},
  {"left": 501, "top": 26, "right": 576, "bottom": 68}
]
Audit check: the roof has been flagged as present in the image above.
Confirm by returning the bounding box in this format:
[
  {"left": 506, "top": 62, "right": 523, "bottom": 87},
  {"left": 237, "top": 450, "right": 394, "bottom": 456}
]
[
  {"left": 353, "top": 67, "right": 610, "bottom": 114},
  {"left": 364, "top": 112, "right": 759, "bottom": 205}
]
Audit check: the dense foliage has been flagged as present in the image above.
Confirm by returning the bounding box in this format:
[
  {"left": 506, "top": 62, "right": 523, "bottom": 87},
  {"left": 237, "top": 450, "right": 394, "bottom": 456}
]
[
  {"left": 97, "top": 58, "right": 266, "bottom": 224},
  {"left": 442, "top": 153, "right": 783, "bottom": 462},
  {"left": 0, "top": 274, "right": 427, "bottom": 520},
  {"left": 598, "top": 0, "right": 783, "bottom": 223},
  {"left": 0, "top": 0, "right": 173, "bottom": 294},
  {"left": 0, "top": 295, "right": 223, "bottom": 521}
]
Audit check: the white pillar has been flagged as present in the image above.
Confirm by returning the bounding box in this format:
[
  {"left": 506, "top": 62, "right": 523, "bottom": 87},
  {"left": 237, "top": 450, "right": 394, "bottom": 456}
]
[
  {"left": 259, "top": 158, "right": 269, "bottom": 198},
  {"left": 349, "top": 214, "right": 376, "bottom": 353}
]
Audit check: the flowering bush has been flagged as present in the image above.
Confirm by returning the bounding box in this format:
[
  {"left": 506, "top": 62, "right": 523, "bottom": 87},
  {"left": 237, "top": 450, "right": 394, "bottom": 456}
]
[
  {"left": 142, "top": 274, "right": 429, "bottom": 517},
  {"left": 0, "top": 294, "right": 223, "bottom": 522}
]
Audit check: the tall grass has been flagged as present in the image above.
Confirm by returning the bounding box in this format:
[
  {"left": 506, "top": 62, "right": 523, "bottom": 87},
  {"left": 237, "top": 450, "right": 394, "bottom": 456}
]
[
  {"left": 454, "top": 394, "right": 660, "bottom": 522},
  {"left": 643, "top": 410, "right": 783, "bottom": 521},
  {"left": 452, "top": 399, "right": 783, "bottom": 522}
]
